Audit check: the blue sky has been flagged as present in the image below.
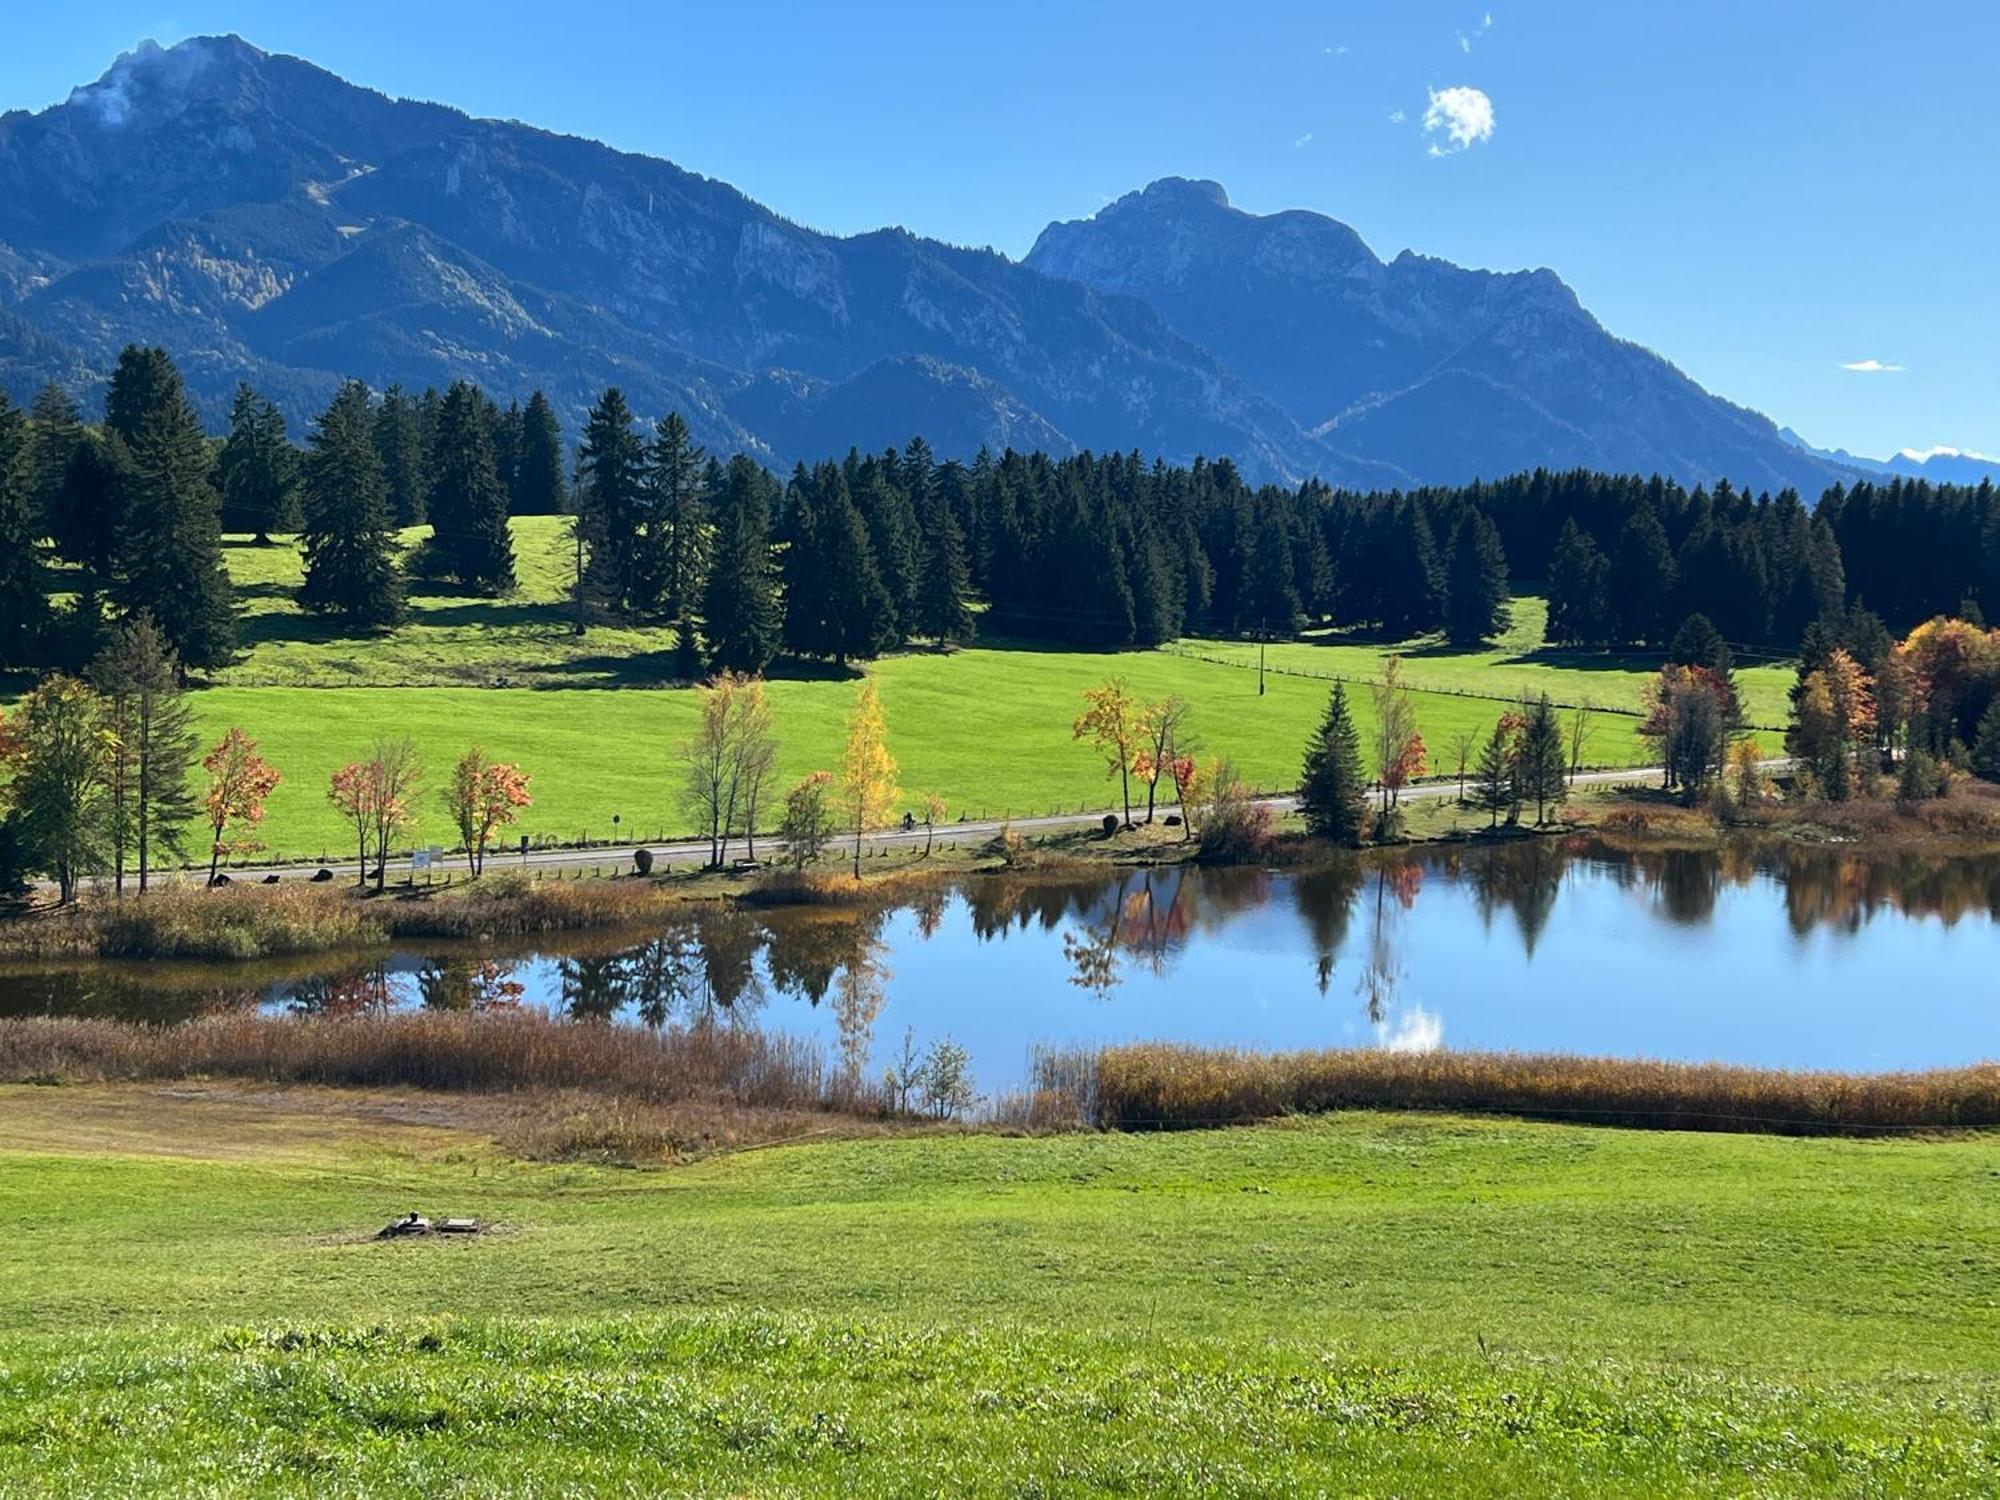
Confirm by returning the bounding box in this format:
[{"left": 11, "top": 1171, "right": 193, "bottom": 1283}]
[{"left": 4, "top": 1, "right": 1995, "bottom": 460}]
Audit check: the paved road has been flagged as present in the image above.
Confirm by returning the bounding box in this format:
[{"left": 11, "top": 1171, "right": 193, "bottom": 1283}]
[{"left": 130, "top": 763, "right": 1680, "bottom": 891}]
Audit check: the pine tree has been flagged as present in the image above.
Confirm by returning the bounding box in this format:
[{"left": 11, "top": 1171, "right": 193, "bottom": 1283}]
[
  {"left": 0, "top": 391, "right": 52, "bottom": 671},
  {"left": 701, "top": 455, "right": 783, "bottom": 674},
  {"left": 1379, "top": 501, "right": 1443, "bottom": 636},
  {"left": 424, "top": 381, "right": 515, "bottom": 592},
  {"left": 1611, "top": 504, "right": 1677, "bottom": 644},
  {"left": 1519, "top": 693, "right": 1568, "bottom": 824},
  {"left": 511, "top": 391, "right": 567, "bottom": 516},
  {"left": 1297, "top": 680, "right": 1368, "bottom": 845},
  {"left": 27, "top": 383, "right": 82, "bottom": 538},
  {"left": 1443, "top": 510, "right": 1510, "bottom": 645},
  {"left": 300, "top": 382, "right": 404, "bottom": 628},
  {"left": 572, "top": 388, "right": 650, "bottom": 612},
  {"left": 89, "top": 613, "right": 198, "bottom": 892},
  {"left": 108, "top": 349, "right": 235, "bottom": 670},
  {"left": 913, "top": 499, "right": 976, "bottom": 647},
  {"left": 649, "top": 411, "right": 708, "bottom": 623},
  {"left": 372, "top": 385, "right": 429, "bottom": 527},
  {"left": 1475, "top": 718, "right": 1518, "bottom": 828},
  {"left": 1546, "top": 518, "right": 1609, "bottom": 647},
  {"left": 216, "top": 383, "right": 298, "bottom": 542},
  {"left": 1245, "top": 504, "right": 1302, "bottom": 637}
]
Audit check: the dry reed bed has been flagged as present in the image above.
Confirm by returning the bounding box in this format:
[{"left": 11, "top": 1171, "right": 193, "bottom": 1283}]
[
  {"left": 0, "top": 878, "right": 682, "bottom": 963},
  {"left": 1066, "top": 1043, "right": 2000, "bottom": 1135},
  {"left": 0, "top": 1012, "right": 839, "bottom": 1112}
]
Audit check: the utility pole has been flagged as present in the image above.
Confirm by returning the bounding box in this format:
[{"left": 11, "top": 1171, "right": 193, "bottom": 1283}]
[{"left": 1258, "top": 619, "right": 1267, "bottom": 697}]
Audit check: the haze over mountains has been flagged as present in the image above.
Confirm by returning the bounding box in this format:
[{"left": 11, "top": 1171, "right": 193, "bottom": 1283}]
[{"left": 0, "top": 34, "right": 1950, "bottom": 492}]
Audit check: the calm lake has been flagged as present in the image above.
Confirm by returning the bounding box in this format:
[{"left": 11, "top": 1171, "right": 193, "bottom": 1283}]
[{"left": 6, "top": 837, "right": 1998, "bottom": 1093}]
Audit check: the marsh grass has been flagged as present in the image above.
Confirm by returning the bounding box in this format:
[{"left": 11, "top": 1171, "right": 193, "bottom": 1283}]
[
  {"left": 0, "top": 1012, "right": 845, "bottom": 1114},
  {"left": 1056, "top": 1043, "right": 2000, "bottom": 1135},
  {"left": 0, "top": 878, "right": 685, "bottom": 962}
]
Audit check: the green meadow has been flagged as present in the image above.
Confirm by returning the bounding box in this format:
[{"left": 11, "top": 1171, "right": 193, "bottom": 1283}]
[
  {"left": 0, "top": 1090, "right": 1993, "bottom": 1495},
  {"left": 142, "top": 518, "right": 1779, "bottom": 860}
]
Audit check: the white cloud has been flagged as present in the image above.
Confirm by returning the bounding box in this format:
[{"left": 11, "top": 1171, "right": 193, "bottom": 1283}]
[
  {"left": 1323, "top": 44, "right": 1349, "bottom": 56},
  {"left": 1378, "top": 1006, "right": 1444, "bottom": 1054},
  {"left": 1839, "top": 359, "right": 1905, "bottom": 373},
  {"left": 1423, "top": 86, "right": 1495, "bottom": 155},
  {"left": 1293, "top": 131, "right": 1314, "bottom": 148},
  {"left": 1456, "top": 12, "right": 1495, "bottom": 53},
  {"left": 1388, "top": 108, "right": 1408, "bottom": 125}
]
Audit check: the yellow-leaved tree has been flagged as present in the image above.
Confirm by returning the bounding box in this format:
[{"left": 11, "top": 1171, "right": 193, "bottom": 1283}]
[{"left": 838, "top": 680, "right": 900, "bottom": 877}]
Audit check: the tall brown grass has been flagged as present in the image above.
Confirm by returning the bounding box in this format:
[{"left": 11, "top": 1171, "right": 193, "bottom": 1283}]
[
  {"left": 1048, "top": 1043, "right": 2000, "bottom": 1136},
  {"left": 0, "top": 1012, "right": 840, "bottom": 1111},
  {"left": 0, "top": 876, "right": 681, "bottom": 963}
]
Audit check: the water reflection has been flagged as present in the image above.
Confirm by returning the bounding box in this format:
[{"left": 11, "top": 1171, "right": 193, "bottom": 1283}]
[{"left": 3, "top": 837, "right": 1998, "bottom": 1083}]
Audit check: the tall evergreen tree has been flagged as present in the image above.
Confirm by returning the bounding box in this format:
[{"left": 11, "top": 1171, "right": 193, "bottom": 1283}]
[
  {"left": 89, "top": 613, "right": 198, "bottom": 892},
  {"left": 1519, "top": 694, "right": 1568, "bottom": 824},
  {"left": 1297, "top": 681, "right": 1368, "bottom": 845},
  {"left": 0, "top": 392, "right": 52, "bottom": 670},
  {"left": 1378, "top": 501, "right": 1443, "bottom": 636},
  {"left": 1611, "top": 504, "right": 1677, "bottom": 644},
  {"left": 572, "top": 388, "right": 651, "bottom": 612},
  {"left": 649, "top": 410, "right": 709, "bottom": 624},
  {"left": 913, "top": 504, "right": 976, "bottom": 646},
  {"left": 1443, "top": 510, "right": 1510, "bottom": 645},
  {"left": 511, "top": 391, "right": 567, "bottom": 516},
  {"left": 1545, "top": 517, "right": 1610, "bottom": 646},
  {"left": 300, "top": 382, "right": 404, "bottom": 628},
  {"left": 701, "top": 455, "right": 783, "bottom": 674},
  {"left": 424, "top": 381, "right": 515, "bottom": 592},
  {"left": 27, "top": 382, "right": 82, "bottom": 537},
  {"left": 372, "top": 385, "right": 429, "bottom": 527},
  {"left": 853, "top": 454, "right": 920, "bottom": 641},
  {"left": 216, "top": 383, "right": 298, "bottom": 543},
  {"left": 1244, "top": 504, "right": 1302, "bottom": 636},
  {"left": 107, "top": 348, "right": 235, "bottom": 670}
]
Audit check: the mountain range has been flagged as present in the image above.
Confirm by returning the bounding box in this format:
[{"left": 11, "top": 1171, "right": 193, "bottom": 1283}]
[{"left": 0, "top": 35, "right": 1931, "bottom": 493}]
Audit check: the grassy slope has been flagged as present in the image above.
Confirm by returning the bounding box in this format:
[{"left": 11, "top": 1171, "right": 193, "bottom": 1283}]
[
  {"left": 0, "top": 1090, "right": 1993, "bottom": 1494},
  {"left": 70, "top": 518, "right": 1778, "bottom": 859}
]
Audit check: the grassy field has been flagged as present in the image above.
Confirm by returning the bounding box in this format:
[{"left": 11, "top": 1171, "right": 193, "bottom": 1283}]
[
  {"left": 0, "top": 1085, "right": 1993, "bottom": 1494},
  {"left": 20, "top": 519, "right": 1788, "bottom": 861}
]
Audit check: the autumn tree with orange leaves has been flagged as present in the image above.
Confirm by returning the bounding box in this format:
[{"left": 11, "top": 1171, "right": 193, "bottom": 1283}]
[
  {"left": 1073, "top": 678, "right": 1141, "bottom": 828},
  {"left": 202, "top": 727, "right": 281, "bottom": 887},
  {"left": 329, "top": 738, "right": 423, "bottom": 889},
  {"left": 1788, "top": 647, "right": 1875, "bottom": 800},
  {"left": 444, "top": 746, "right": 532, "bottom": 877}
]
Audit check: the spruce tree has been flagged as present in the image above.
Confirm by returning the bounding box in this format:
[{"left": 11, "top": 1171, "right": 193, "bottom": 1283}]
[
  {"left": 1443, "top": 510, "right": 1510, "bottom": 645},
  {"left": 818, "top": 464, "right": 897, "bottom": 664},
  {"left": 1972, "top": 699, "right": 2000, "bottom": 784},
  {"left": 1611, "top": 505, "right": 1677, "bottom": 644},
  {"left": 649, "top": 410, "right": 708, "bottom": 623},
  {"left": 913, "top": 504, "right": 976, "bottom": 646},
  {"left": 108, "top": 349, "right": 235, "bottom": 670},
  {"left": 216, "top": 383, "right": 298, "bottom": 542},
  {"left": 300, "top": 382, "right": 404, "bottom": 628},
  {"left": 1668, "top": 613, "right": 1726, "bottom": 669},
  {"left": 855, "top": 454, "right": 921, "bottom": 640},
  {"left": 1379, "top": 501, "right": 1443, "bottom": 636},
  {"left": 1475, "top": 719, "right": 1518, "bottom": 828},
  {"left": 1245, "top": 504, "right": 1302, "bottom": 636},
  {"left": 1546, "top": 517, "right": 1609, "bottom": 646},
  {"left": 511, "top": 391, "right": 567, "bottom": 516},
  {"left": 424, "top": 381, "right": 515, "bottom": 592},
  {"left": 572, "top": 387, "right": 650, "bottom": 612},
  {"left": 1519, "top": 693, "right": 1568, "bottom": 824},
  {"left": 1297, "top": 680, "right": 1367, "bottom": 845},
  {"left": 701, "top": 455, "right": 783, "bottom": 674},
  {"left": 0, "top": 392, "right": 52, "bottom": 670},
  {"left": 27, "top": 382, "right": 82, "bottom": 537},
  {"left": 89, "top": 612, "right": 198, "bottom": 892},
  {"left": 372, "top": 385, "right": 429, "bottom": 527}
]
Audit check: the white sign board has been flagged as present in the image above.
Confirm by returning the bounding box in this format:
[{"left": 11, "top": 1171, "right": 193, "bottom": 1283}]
[{"left": 412, "top": 849, "right": 432, "bottom": 872}]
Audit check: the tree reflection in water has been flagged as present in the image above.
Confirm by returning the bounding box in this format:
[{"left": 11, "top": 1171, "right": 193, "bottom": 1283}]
[
  {"left": 418, "top": 959, "right": 526, "bottom": 1013},
  {"left": 284, "top": 964, "right": 393, "bottom": 1018},
  {"left": 1060, "top": 867, "right": 1271, "bottom": 1000}
]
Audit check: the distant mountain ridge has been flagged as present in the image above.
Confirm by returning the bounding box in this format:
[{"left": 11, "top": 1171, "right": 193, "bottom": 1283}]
[
  {"left": 0, "top": 35, "right": 1883, "bottom": 492},
  {"left": 1778, "top": 428, "right": 2000, "bottom": 488}
]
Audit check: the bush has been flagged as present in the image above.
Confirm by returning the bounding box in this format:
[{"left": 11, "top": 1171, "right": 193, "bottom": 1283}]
[{"left": 1194, "top": 758, "right": 1272, "bottom": 864}]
